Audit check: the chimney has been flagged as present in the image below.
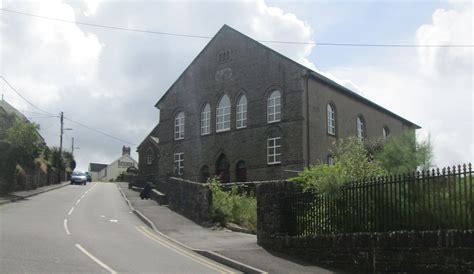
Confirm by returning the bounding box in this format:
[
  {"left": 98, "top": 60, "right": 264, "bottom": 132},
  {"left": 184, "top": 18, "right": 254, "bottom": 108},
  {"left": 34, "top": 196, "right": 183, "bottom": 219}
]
[{"left": 122, "top": 145, "right": 130, "bottom": 156}]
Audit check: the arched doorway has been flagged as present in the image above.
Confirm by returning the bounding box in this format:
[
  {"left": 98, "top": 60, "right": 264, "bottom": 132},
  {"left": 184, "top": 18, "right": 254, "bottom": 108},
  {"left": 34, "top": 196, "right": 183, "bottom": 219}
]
[
  {"left": 199, "top": 165, "right": 210, "bottom": 183},
  {"left": 235, "top": 161, "right": 247, "bottom": 182},
  {"left": 215, "top": 154, "right": 230, "bottom": 183}
]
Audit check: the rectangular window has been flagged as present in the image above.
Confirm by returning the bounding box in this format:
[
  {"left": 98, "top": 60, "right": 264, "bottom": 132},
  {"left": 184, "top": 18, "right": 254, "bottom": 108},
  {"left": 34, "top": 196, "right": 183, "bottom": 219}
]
[
  {"left": 174, "top": 152, "right": 184, "bottom": 176},
  {"left": 267, "top": 137, "right": 282, "bottom": 165}
]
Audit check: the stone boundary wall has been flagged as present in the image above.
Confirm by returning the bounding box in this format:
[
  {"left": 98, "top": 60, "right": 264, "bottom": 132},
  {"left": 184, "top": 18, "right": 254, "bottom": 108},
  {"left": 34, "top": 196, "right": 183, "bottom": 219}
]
[
  {"left": 155, "top": 177, "right": 212, "bottom": 223},
  {"left": 256, "top": 181, "right": 474, "bottom": 273}
]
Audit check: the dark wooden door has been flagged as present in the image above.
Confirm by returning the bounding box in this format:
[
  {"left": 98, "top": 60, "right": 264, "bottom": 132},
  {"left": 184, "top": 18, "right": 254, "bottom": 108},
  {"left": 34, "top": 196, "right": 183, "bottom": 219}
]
[
  {"left": 236, "top": 161, "right": 247, "bottom": 182},
  {"left": 216, "top": 154, "right": 230, "bottom": 183}
]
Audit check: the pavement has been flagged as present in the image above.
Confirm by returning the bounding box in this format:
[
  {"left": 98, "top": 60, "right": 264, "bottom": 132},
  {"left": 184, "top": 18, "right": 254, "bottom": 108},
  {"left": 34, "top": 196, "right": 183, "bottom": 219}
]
[
  {"left": 117, "top": 182, "right": 336, "bottom": 274},
  {"left": 0, "top": 181, "right": 70, "bottom": 205}
]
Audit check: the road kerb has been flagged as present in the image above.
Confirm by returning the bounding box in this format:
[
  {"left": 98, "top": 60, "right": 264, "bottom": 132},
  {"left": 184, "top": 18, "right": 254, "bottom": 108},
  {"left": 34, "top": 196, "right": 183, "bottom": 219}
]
[
  {"left": 116, "top": 184, "right": 266, "bottom": 274},
  {"left": 0, "top": 182, "right": 70, "bottom": 206}
]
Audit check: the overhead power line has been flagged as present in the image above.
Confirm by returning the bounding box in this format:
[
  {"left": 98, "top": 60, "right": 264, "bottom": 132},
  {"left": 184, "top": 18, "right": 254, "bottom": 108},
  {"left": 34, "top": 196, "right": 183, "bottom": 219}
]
[
  {"left": 64, "top": 116, "right": 138, "bottom": 146},
  {"left": 0, "top": 75, "right": 137, "bottom": 146},
  {"left": 1, "top": 8, "right": 473, "bottom": 48},
  {"left": 0, "top": 75, "right": 56, "bottom": 116}
]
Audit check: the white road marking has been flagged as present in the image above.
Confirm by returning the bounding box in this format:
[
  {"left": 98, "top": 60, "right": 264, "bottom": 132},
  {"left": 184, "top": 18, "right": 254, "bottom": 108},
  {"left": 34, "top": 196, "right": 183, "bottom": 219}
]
[
  {"left": 75, "top": 244, "right": 117, "bottom": 274},
  {"left": 75, "top": 199, "right": 81, "bottom": 205},
  {"left": 81, "top": 195, "right": 85, "bottom": 199},
  {"left": 100, "top": 215, "right": 105, "bottom": 218},
  {"left": 109, "top": 219, "right": 118, "bottom": 223},
  {"left": 63, "top": 219, "right": 71, "bottom": 235},
  {"left": 68, "top": 207, "right": 75, "bottom": 216}
]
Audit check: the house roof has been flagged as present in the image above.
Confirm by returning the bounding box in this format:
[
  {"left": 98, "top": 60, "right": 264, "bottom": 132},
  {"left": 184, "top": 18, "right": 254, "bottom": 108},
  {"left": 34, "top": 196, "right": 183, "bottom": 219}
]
[
  {"left": 0, "top": 99, "right": 30, "bottom": 123},
  {"left": 0, "top": 98, "right": 47, "bottom": 143},
  {"left": 89, "top": 163, "right": 107, "bottom": 172},
  {"left": 154, "top": 24, "right": 420, "bottom": 129}
]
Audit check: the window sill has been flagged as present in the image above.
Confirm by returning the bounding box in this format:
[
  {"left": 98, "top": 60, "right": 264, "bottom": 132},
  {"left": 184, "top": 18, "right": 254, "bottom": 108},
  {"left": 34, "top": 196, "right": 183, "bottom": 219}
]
[
  {"left": 236, "top": 126, "right": 247, "bottom": 130},
  {"left": 267, "top": 120, "right": 281, "bottom": 124},
  {"left": 216, "top": 129, "right": 230, "bottom": 133},
  {"left": 267, "top": 162, "right": 281, "bottom": 166}
]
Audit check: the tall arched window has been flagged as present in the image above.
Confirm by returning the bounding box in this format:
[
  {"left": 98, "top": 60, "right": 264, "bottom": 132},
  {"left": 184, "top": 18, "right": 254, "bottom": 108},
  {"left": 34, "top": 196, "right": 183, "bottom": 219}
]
[
  {"left": 174, "top": 112, "right": 185, "bottom": 140},
  {"left": 236, "top": 94, "right": 247, "bottom": 129},
  {"left": 357, "top": 115, "right": 365, "bottom": 140},
  {"left": 267, "top": 90, "right": 281, "bottom": 123},
  {"left": 327, "top": 103, "right": 336, "bottom": 135},
  {"left": 201, "top": 103, "right": 211, "bottom": 135},
  {"left": 383, "top": 126, "right": 390, "bottom": 139},
  {"left": 216, "top": 95, "right": 231, "bottom": 132}
]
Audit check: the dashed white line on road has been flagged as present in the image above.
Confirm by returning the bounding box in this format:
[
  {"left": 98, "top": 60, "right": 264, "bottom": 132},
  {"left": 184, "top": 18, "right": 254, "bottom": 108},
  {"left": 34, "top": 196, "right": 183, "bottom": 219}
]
[
  {"left": 68, "top": 207, "right": 75, "bottom": 216},
  {"left": 63, "top": 219, "right": 71, "bottom": 235},
  {"left": 81, "top": 195, "right": 85, "bottom": 199},
  {"left": 109, "top": 219, "right": 118, "bottom": 223},
  {"left": 75, "top": 244, "right": 117, "bottom": 274},
  {"left": 75, "top": 199, "right": 81, "bottom": 205}
]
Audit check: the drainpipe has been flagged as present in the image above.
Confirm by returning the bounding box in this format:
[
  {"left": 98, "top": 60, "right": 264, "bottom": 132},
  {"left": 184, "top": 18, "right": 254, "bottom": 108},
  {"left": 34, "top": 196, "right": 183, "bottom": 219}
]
[{"left": 305, "top": 70, "right": 311, "bottom": 168}]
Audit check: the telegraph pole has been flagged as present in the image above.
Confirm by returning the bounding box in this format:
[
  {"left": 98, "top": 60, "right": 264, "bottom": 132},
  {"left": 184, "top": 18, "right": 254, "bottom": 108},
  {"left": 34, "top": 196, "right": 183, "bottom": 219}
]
[
  {"left": 71, "top": 137, "right": 74, "bottom": 157},
  {"left": 58, "top": 112, "right": 64, "bottom": 182}
]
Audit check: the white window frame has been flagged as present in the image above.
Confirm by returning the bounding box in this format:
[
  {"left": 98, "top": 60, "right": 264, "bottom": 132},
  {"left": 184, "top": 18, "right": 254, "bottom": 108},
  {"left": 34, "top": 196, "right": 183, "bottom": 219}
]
[
  {"left": 174, "top": 112, "right": 185, "bottom": 140},
  {"left": 267, "top": 90, "right": 281, "bottom": 123},
  {"left": 146, "top": 149, "right": 153, "bottom": 165},
  {"left": 174, "top": 152, "right": 184, "bottom": 176},
  {"left": 267, "top": 136, "right": 282, "bottom": 165},
  {"left": 357, "top": 116, "right": 365, "bottom": 140},
  {"left": 201, "top": 104, "right": 211, "bottom": 135},
  {"left": 236, "top": 95, "right": 247, "bottom": 129},
  {"left": 327, "top": 155, "right": 335, "bottom": 165},
  {"left": 216, "top": 95, "right": 231, "bottom": 132},
  {"left": 327, "top": 104, "right": 336, "bottom": 135},
  {"left": 383, "top": 126, "right": 390, "bottom": 139}
]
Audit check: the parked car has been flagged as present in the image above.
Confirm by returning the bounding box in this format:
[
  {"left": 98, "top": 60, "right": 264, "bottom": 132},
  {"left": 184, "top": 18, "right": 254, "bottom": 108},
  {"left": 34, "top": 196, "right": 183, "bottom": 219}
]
[
  {"left": 85, "top": 171, "right": 92, "bottom": 182},
  {"left": 71, "top": 171, "right": 87, "bottom": 185}
]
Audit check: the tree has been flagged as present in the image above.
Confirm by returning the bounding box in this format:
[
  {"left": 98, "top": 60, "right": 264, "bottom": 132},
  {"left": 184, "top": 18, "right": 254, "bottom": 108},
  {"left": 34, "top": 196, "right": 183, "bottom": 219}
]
[
  {"left": 4, "top": 119, "right": 42, "bottom": 169},
  {"left": 375, "top": 130, "right": 433, "bottom": 174},
  {"left": 292, "top": 137, "right": 385, "bottom": 194}
]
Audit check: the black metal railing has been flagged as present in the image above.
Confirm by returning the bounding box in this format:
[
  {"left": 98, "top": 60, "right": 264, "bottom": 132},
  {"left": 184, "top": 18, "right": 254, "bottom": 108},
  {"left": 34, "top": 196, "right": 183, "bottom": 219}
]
[{"left": 284, "top": 163, "right": 473, "bottom": 236}]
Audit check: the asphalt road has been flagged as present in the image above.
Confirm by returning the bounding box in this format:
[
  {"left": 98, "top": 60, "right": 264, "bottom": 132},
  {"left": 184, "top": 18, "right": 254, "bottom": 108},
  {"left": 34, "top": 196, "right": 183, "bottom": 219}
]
[{"left": 0, "top": 182, "right": 238, "bottom": 273}]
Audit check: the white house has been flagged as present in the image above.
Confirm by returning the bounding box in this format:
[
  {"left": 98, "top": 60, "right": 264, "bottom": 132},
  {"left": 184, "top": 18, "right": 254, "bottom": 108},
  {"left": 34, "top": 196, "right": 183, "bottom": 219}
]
[{"left": 91, "top": 146, "right": 138, "bottom": 182}]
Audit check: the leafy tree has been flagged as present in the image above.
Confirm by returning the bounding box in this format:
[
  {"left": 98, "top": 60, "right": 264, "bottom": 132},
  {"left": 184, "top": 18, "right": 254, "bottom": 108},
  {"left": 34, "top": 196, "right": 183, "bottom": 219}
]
[
  {"left": 47, "top": 147, "right": 75, "bottom": 171},
  {"left": 375, "top": 130, "right": 433, "bottom": 174},
  {"left": 292, "top": 137, "right": 385, "bottom": 194},
  {"left": 4, "top": 119, "right": 42, "bottom": 169}
]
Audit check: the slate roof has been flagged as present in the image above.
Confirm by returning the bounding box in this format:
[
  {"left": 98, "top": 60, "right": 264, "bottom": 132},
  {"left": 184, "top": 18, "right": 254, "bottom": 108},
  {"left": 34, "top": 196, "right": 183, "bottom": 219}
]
[
  {"left": 89, "top": 163, "right": 107, "bottom": 172},
  {"left": 154, "top": 24, "right": 420, "bottom": 129}
]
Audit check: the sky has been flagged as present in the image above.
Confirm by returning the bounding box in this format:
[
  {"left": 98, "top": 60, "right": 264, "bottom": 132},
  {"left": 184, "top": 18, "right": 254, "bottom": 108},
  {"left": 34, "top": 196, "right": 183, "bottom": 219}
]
[{"left": 0, "top": 0, "right": 472, "bottom": 171}]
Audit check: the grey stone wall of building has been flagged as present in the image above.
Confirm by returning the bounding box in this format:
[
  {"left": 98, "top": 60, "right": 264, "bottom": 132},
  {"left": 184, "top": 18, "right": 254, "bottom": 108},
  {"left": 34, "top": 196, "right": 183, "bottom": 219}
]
[
  {"left": 256, "top": 181, "right": 474, "bottom": 273},
  {"left": 307, "top": 78, "right": 411, "bottom": 166},
  {"left": 152, "top": 27, "right": 307, "bottom": 182}
]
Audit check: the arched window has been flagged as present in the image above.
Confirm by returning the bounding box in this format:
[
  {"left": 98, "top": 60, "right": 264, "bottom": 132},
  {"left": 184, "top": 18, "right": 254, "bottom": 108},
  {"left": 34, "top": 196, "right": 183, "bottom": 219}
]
[
  {"left": 267, "top": 90, "right": 281, "bottom": 123},
  {"left": 327, "top": 155, "right": 335, "bottom": 165},
  {"left": 216, "top": 95, "right": 231, "bottom": 132},
  {"left": 201, "top": 103, "right": 211, "bottom": 135},
  {"left": 236, "top": 94, "right": 247, "bottom": 129},
  {"left": 174, "top": 151, "right": 184, "bottom": 176},
  {"left": 267, "top": 131, "right": 282, "bottom": 165},
  {"left": 357, "top": 115, "right": 365, "bottom": 140},
  {"left": 383, "top": 126, "right": 390, "bottom": 139},
  {"left": 327, "top": 103, "right": 336, "bottom": 135},
  {"left": 174, "top": 112, "right": 185, "bottom": 140},
  {"left": 146, "top": 148, "right": 154, "bottom": 165}
]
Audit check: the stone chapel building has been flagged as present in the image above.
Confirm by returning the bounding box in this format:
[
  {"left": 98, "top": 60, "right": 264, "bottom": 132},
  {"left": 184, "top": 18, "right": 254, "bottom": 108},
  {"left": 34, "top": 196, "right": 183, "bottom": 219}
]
[{"left": 137, "top": 25, "right": 420, "bottom": 183}]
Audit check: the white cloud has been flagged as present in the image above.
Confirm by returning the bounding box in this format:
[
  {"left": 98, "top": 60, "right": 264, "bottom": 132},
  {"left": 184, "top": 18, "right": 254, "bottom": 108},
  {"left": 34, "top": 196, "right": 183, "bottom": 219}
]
[
  {"left": 1, "top": 0, "right": 314, "bottom": 170},
  {"left": 325, "top": 2, "right": 473, "bottom": 167}
]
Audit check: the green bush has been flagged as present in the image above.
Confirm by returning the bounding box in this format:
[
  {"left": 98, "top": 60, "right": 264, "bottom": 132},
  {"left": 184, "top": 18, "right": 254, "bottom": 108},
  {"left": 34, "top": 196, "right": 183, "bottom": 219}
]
[{"left": 208, "top": 177, "right": 257, "bottom": 233}]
